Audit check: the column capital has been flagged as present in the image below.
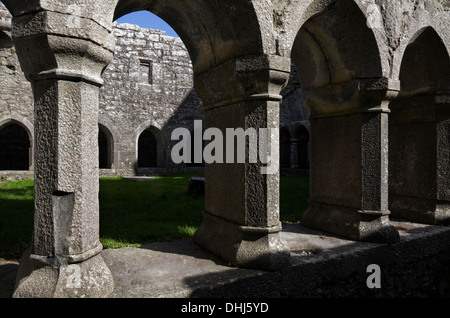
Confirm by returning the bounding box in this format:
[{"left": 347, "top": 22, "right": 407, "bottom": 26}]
[
  {"left": 194, "top": 54, "right": 291, "bottom": 109},
  {"left": 303, "top": 77, "right": 401, "bottom": 119},
  {"left": 12, "top": 9, "right": 115, "bottom": 86}
]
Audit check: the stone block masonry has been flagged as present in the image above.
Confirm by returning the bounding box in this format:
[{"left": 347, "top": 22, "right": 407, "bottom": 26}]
[
  {"left": 0, "top": 4, "right": 308, "bottom": 179},
  {"left": 1, "top": 0, "right": 449, "bottom": 298},
  {"left": 0, "top": 4, "right": 206, "bottom": 179},
  {"left": 99, "top": 22, "right": 204, "bottom": 176}
]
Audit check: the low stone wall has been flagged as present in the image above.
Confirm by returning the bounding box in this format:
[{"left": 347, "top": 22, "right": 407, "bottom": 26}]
[
  {"left": 2, "top": 220, "right": 449, "bottom": 298},
  {"left": 187, "top": 221, "right": 450, "bottom": 298},
  {"left": 0, "top": 171, "right": 33, "bottom": 182}
]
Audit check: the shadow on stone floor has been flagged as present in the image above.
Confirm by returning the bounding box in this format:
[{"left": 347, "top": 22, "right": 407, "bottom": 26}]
[
  {"left": 2, "top": 220, "right": 450, "bottom": 298},
  {"left": 0, "top": 262, "right": 18, "bottom": 298}
]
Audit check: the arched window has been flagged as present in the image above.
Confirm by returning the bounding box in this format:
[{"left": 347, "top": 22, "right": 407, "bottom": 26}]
[
  {"left": 0, "top": 123, "right": 31, "bottom": 170},
  {"left": 137, "top": 129, "right": 158, "bottom": 168}
]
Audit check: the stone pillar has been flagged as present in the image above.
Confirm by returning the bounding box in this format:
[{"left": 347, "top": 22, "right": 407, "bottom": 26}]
[
  {"left": 389, "top": 93, "right": 450, "bottom": 224},
  {"left": 11, "top": 8, "right": 115, "bottom": 298},
  {"left": 193, "top": 55, "right": 291, "bottom": 270},
  {"left": 301, "top": 79, "right": 400, "bottom": 243}
]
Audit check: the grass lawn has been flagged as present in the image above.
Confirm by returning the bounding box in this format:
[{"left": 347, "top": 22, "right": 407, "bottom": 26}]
[{"left": 0, "top": 173, "right": 309, "bottom": 260}]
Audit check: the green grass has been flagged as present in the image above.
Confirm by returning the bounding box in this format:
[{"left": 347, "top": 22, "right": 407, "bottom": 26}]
[
  {"left": 280, "top": 175, "right": 310, "bottom": 223},
  {"left": 98, "top": 174, "right": 205, "bottom": 248},
  {"left": 0, "top": 173, "right": 309, "bottom": 260},
  {"left": 0, "top": 179, "right": 35, "bottom": 259}
]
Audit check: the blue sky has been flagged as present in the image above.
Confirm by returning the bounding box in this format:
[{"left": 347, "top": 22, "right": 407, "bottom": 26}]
[{"left": 116, "top": 11, "right": 179, "bottom": 37}]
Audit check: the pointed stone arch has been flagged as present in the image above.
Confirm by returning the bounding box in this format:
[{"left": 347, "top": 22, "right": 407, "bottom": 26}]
[
  {"left": 389, "top": 26, "right": 450, "bottom": 225},
  {"left": 0, "top": 118, "right": 33, "bottom": 171},
  {"left": 135, "top": 123, "right": 165, "bottom": 170},
  {"left": 289, "top": 0, "right": 399, "bottom": 242},
  {"left": 113, "top": 0, "right": 268, "bottom": 75},
  {"left": 10, "top": 0, "right": 289, "bottom": 298},
  {"left": 98, "top": 123, "right": 114, "bottom": 170}
]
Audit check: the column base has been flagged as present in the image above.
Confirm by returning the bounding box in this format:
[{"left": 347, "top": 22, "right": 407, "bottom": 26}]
[
  {"left": 13, "top": 247, "right": 114, "bottom": 298},
  {"left": 194, "top": 212, "right": 291, "bottom": 271},
  {"left": 302, "top": 202, "right": 400, "bottom": 243},
  {"left": 390, "top": 195, "right": 450, "bottom": 225}
]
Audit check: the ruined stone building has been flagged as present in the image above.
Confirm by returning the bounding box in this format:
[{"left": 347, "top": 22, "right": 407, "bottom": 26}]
[
  {"left": 0, "top": 3, "right": 309, "bottom": 179},
  {"left": 0, "top": 0, "right": 448, "bottom": 298}
]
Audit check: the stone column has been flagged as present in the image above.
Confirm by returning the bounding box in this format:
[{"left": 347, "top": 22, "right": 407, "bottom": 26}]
[
  {"left": 11, "top": 8, "right": 115, "bottom": 298},
  {"left": 301, "top": 79, "right": 400, "bottom": 243},
  {"left": 389, "top": 93, "right": 450, "bottom": 224},
  {"left": 193, "top": 55, "right": 291, "bottom": 270}
]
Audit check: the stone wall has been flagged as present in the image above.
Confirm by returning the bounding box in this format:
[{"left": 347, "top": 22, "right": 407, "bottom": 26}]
[
  {"left": 0, "top": 5, "right": 34, "bottom": 180},
  {"left": 0, "top": 4, "right": 211, "bottom": 179},
  {"left": 0, "top": 2, "right": 310, "bottom": 179},
  {"left": 98, "top": 22, "right": 205, "bottom": 176}
]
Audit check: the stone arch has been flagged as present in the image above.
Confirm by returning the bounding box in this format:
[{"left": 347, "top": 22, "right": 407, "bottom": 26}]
[
  {"left": 11, "top": 1, "right": 292, "bottom": 298},
  {"left": 98, "top": 123, "right": 114, "bottom": 170},
  {"left": 0, "top": 118, "right": 33, "bottom": 171},
  {"left": 135, "top": 122, "right": 165, "bottom": 170},
  {"left": 111, "top": 0, "right": 292, "bottom": 271},
  {"left": 291, "top": 0, "right": 399, "bottom": 242},
  {"left": 397, "top": 27, "right": 450, "bottom": 97},
  {"left": 98, "top": 118, "right": 121, "bottom": 172},
  {"left": 388, "top": 26, "right": 450, "bottom": 225},
  {"left": 391, "top": 20, "right": 450, "bottom": 84},
  {"left": 277, "top": 0, "right": 390, "bottom": 74},
  {"left": 0, "top": 1, "right": 13, "bottom": 18},
  {"left": 113, "top": 0, "right": 268, "bottom": 75},
  {"left": 290, "top": 0, "right": 386, "bottom": 116}
]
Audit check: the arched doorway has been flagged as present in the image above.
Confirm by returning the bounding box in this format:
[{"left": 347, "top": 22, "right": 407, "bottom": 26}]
[
  {"left": 0, "top": 122, "right": 31, "bottom": 171},
  {"left": 137, "top": 128, "right": 159, "bottom": 168},
  {"left": 99, "top": 124, "right": 113, "bottom": 170}
]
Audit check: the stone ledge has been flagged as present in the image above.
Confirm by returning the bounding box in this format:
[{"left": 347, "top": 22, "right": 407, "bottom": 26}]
[
  {"left": 1, "top": 220, "right": 449, "bottom": 298},
  {"left": 101, "top": 220, "right": 450, "bottom": 298}
]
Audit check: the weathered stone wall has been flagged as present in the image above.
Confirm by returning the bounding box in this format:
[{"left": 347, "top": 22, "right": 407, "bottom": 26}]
[
  {"left": 0, "top": 3, "right": 208, "bottom": 179},
  {"left": 0, "top": 35, "right": 32, "bottom": 124},
  {"left": 0, "top": 0, "right": 448, "bottom": 299},
  {"left": 0, "top": 4, "right": 34, "bottom": 179},
  {"left": 0, "top": 5, "right": 33, "bottom": 125},
  {"left": 0, "top": 3, "right": 310, "bottom": 178},
  {"left": 98, "top": 22, "right": 205, "bottom": 176}
]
